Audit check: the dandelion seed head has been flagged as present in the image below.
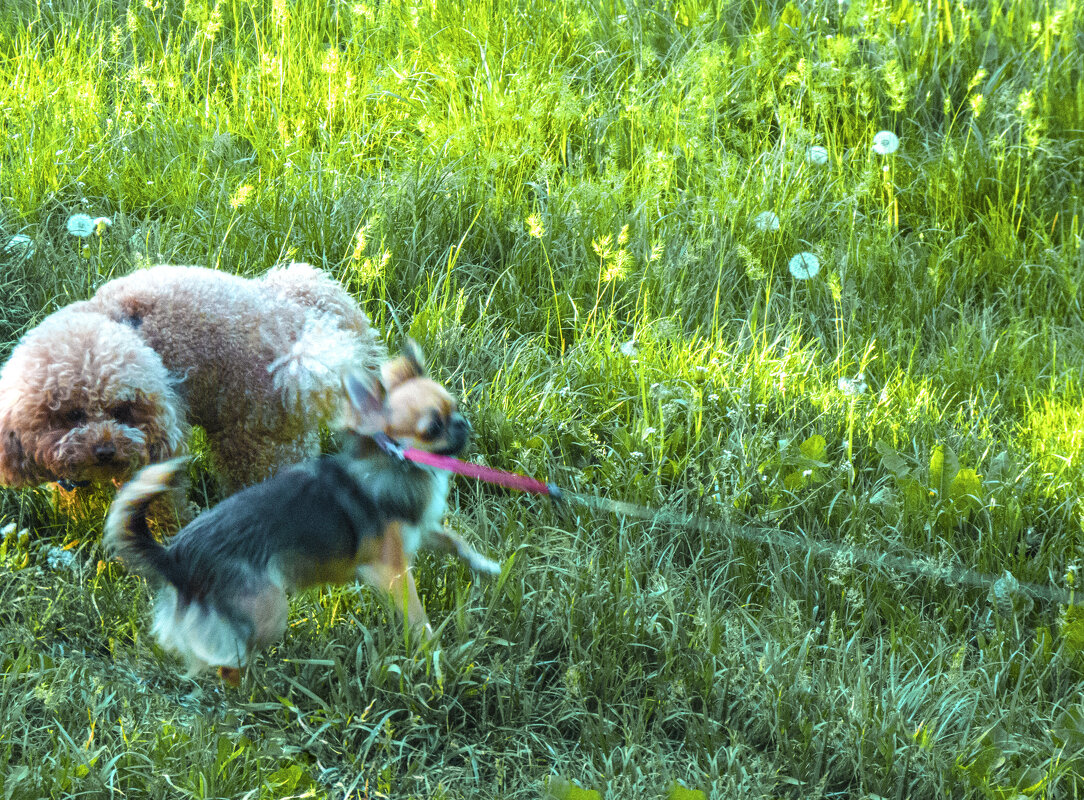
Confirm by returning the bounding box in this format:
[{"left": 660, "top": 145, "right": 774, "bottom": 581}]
[
  {"left": 66, "top": 214, "right": 111, "bottom": 237},
  {"left": 807, "top": 145, "right": 829, "bottom": 165},
  {"left": 872, "top": 130, "right": 900, "bottom": 155},
  {"left": 3, "top": 234, "right": 34, "bottom": 259},
  {"left": 753, "top": 211, "right": 781, "bottom": 232},
  {"left": 42, "top": 545, "right": 77, "bottom": 571},
  {"left": 618, "top": 339, "right": 637, "bottom": 356},
  {"left": 788, "top": 251, "right": 820, "bottom": 280},
  {"left": 838, "top": 373, "right": 868, "bottom": 396}
]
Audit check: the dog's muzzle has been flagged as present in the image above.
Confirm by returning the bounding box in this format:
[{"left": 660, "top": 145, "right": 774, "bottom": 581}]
[{"left": 441, "top": 415, "right": 471, "bottom": 455}]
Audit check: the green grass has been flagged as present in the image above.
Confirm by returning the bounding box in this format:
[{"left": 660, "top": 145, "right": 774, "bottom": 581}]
[{"left": 1, "top": 0, "right": 1083, "bottom": 796}]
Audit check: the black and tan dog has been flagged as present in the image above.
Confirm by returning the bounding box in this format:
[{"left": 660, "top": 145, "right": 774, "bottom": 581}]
[{"left": 104, "top": 343, "right": 499, "bottom": 685}]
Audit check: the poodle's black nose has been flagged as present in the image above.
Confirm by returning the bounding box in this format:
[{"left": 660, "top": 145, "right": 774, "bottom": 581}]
[{"left": 95, "top": 443, "right": 116, "bottom": 463}]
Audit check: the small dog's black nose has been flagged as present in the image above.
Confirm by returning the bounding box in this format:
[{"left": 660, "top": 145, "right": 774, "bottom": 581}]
[
  {"left": 95, "top": 443, "right": 116, "bottom": 463},
  {"left": 436, "top": 415, "right": 471, "bottom": 456}
]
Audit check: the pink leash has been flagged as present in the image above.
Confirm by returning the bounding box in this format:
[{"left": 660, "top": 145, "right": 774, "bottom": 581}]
[
  {"left": 371, "top": 436, "right": 1072, "bottom": 608},
  {"left": 373, "top": 433, "right": 562, "bottom": 499}
]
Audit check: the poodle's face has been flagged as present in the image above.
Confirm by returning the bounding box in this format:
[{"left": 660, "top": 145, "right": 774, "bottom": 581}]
[{"left": 0, "top": 309, "right": 187, "bottom": 487}]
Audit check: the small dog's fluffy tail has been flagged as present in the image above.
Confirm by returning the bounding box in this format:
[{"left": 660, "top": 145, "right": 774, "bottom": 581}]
[{"left": 104, "top": 457, "right": 189, "bottom": 587}]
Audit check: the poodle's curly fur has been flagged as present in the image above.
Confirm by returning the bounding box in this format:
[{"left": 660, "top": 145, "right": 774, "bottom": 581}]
[{"left": 0, "top": 262, "right": 384, "bottom": 491}]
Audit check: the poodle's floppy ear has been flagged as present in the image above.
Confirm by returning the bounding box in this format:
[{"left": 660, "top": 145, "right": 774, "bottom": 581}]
[
  {"left": 380, "top": 338, "right": 427, "bottom": 392},
  {"left": 0, "top": 425, "right": 35, "bottom": 487},
  {"left": 342, "top": 372, "right": 386, "bottom": 435}
]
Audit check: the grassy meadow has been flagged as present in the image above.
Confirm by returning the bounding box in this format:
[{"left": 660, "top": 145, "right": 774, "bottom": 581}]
[{"left": 1, "top": 0, "right": 1083, "bottom": 796}]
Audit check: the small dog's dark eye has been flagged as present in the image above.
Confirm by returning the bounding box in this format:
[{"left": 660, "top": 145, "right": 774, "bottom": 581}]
[
  {"left": 64, "top": 409, "right": 87, "bottom": 425},
  {"left": 424, "top": 417, "right": 445, "bottom": 440},
  {"left": 111, "top": 402, "right": 136, "bottom": 424}
]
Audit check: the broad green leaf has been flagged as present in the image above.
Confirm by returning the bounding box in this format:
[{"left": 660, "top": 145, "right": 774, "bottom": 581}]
[
  {"left": 263, "top": 765, "right": 306, "bottom": 793},
  {"left": 898, "top": 476, "right": 928, "bottom": 510},
  {"left": 1052, "top": 703, "right": 1084, "bottom": 750},
  {"left": 875, "top": 440, "right": 911, "bottom": 479},
  {"left": 779, "top": 2, "right": 802, "bottom": 29},
  {"left": 1006, "top": 764, "right": 1048, "bottom": 795},
  {"left": 547, "top": 777, "right": 602, "bottom": 800},
  {"left": 1061, "top": 605, "right": 1084, "bottom": 658},
  {"left": 929, "top": 444, "right": 959, "bottom": 496},
  {"left": 799, "top": 434, "right": 826, "bottom": 462},
  {"left": 669, "top": 781, "right": 707, "bottom": 800},
  {"left": 784, "top": 470, "right": 806, "bottom": 491},
  {"left": 985, "top": 450, "right": 1013, "bottom": 486},
  {"left": 949, "top": 468, "right": 983, "bottom": 518}
]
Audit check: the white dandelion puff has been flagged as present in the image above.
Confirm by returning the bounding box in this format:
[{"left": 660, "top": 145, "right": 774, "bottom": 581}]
[
  {"left": 807, "top": 145, "right": 829, "bottom": 165},
  {"left": 3, "top": 234, "right": 34, "bottom": 260},
  {"left": 837, "top": 373, "right": 868, "bottom": 396},
  {"left": 67, "top": 214, "right": 112, "bottom": 237},
  {"left": 1, "top": 522, "right": 17, "bottom": 541},
  {"left": 788, "top": 251, "right": 820, "bottom": 280},
  {"left": 618, "top": 339, "right": 638, "bottom": 356},
  {"left": 753, "top": 211, "right": 781, "bottom": 231},
  {"left": 42, "top": 545, "right": 76, "bottom": 571},
  {"left": 872, "top": 130, "right": 900, "bottom": 155}
]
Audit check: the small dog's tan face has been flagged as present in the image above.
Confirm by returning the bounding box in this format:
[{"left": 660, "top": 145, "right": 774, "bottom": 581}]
[
  {"left": 383, "top": 376, "right": 470, "bottom": 455},
  {"left": 347, "top": 341, "right": 470, "bottom": 456},
  {"left": 0, "top": 310, "right": 186, "bottom": 486}
]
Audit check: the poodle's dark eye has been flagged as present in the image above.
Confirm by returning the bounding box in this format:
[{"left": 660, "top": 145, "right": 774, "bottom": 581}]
[
  {"left": 423, "top": 416, "right": 445, "bottom": 440},
  {"left": 111, "top": 402, "right": 136, "bottom": 425},
  {"left": 63, "top": 409, "right": 87, "bottom": 425}
]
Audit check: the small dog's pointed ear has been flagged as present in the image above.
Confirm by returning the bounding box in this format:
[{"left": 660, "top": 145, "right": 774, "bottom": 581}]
[
  {"left": 380, "top": 339, "right": 427, "bottom": 391},
  {"left": 343, "top": 373, "right": 385, "bottom": 434},
  {"left": 403, "top": 338, "right": 427, "bottom": 375}
]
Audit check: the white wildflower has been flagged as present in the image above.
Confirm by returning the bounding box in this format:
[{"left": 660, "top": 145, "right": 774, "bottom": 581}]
[
  {"left": 1, "top": 522, "right": 17, "bottom": 541},
  {"left": 871, "top": 130, "right": 900, "bottom": 155},
  {"left": 788, "top": 252, "right": 820, "bottom": 280}
]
